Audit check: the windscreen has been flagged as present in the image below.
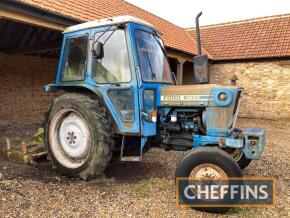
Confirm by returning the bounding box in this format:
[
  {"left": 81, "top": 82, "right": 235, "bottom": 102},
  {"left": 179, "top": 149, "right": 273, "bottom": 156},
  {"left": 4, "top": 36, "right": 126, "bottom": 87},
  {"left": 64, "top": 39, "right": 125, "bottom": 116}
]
[{"left": 135, "top": 30, "right": 172, "bottom": 83}]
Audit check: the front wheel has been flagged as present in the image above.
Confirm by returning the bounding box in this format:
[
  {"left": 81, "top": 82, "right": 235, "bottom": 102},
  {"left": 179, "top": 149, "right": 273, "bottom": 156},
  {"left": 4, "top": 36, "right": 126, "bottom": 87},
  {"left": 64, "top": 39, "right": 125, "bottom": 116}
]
[
  {"left": 175, "top": 147, "right": 243, "bottom": 213},
  {"left": 223, "top": 128, "right": 252, "bottom": 169},
  {"left": 44, "top": 93, "right": 113, "bottom": 180},
  {"left": 223, "top": 148, "right": 252, "bottom": 169}
]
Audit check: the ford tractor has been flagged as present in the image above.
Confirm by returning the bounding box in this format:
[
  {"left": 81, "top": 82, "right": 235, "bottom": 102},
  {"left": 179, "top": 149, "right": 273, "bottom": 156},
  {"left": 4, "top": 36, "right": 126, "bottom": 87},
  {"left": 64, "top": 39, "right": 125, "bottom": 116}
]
[{"left": 44, "top": 15, "right": 266, "bottom": 211}]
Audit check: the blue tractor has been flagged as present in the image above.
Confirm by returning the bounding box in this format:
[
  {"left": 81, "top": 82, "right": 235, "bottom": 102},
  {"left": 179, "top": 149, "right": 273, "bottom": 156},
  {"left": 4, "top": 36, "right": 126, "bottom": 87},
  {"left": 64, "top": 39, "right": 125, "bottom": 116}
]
[{"left": 44, "top": 15, "right": 265, "bottom": 211}]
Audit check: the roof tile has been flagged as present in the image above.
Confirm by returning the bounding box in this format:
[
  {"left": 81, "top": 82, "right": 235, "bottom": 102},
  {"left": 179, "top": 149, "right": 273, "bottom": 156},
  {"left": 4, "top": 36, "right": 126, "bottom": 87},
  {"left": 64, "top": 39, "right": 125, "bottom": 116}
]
[
  {"left": 187, "top": 14, "right": 290, "bottom": 60},
  {"left": 18, "top": 0, "right": 199, "bottom": 55}
]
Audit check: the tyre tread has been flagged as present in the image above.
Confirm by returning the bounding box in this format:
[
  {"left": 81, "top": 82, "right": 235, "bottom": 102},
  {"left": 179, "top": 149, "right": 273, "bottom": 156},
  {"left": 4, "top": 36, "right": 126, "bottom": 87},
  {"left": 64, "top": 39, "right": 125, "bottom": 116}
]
[{"left": 45, "top": 93, "right": 113, "bottom": 180}]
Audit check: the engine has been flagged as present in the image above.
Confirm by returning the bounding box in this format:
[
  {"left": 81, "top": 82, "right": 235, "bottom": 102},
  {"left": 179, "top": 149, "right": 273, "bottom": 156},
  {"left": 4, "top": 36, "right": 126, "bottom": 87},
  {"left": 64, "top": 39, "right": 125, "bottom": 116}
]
[
  {"left": 158, "top": 109, "right": 206, "bottom": 150},
  {"left": 158, "top": 84, "right": 243, "bottom": 151}
]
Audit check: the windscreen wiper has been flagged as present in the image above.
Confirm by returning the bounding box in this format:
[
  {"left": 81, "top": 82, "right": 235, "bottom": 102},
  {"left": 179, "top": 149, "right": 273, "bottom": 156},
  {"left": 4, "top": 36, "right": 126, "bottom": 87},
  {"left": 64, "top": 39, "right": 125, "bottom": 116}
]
[
  {"left": 95, "top": 23, "right": 124, "bottom": 45},
  {"left": 144, "top": 49, "right": 156, "bottom": 80},
  {"left": 153, "top": 34, "right": 167, "bottom": 55}
]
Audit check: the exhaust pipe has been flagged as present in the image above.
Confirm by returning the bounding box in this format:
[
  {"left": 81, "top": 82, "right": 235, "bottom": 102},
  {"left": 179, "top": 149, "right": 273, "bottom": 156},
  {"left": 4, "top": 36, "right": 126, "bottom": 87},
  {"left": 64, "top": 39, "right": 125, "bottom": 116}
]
[
  {"left": 195, "top": 11, "right": 203, "bottom": 55},
  {"left": 193, "top": 12, "right": 209, "bottom": 83}
]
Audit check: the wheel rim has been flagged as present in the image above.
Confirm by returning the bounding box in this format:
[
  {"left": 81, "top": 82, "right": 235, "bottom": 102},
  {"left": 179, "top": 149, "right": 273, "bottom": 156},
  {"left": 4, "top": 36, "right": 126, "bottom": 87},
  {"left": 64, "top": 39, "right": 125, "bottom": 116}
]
[
  {"left": 224, "top": 148, "right": 244, "bottom": 162},
  {"left": 189, "top": 163, "right": 228, "bottom": 200},
  {"left": 189, "top": 163, "right": 227, "bottom": 179},
  {"left": 49, "top": 109, "right": 91, "bottom": 169}
]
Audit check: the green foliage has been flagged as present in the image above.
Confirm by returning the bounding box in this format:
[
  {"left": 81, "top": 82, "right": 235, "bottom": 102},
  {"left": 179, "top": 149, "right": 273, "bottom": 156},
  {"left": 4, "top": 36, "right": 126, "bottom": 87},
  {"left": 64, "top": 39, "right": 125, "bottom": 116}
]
[
  {"left": 230, "top": 208, "right": 259, "bottom": 217},
  {"left": 133, "top": 180, "right": 151, "bottom": 197},
  {"left": 159, "top": 178, "right": 170, "bottom": 190},
  {"left": 27, "top": 128, "right": 44, "bottom": 146}
]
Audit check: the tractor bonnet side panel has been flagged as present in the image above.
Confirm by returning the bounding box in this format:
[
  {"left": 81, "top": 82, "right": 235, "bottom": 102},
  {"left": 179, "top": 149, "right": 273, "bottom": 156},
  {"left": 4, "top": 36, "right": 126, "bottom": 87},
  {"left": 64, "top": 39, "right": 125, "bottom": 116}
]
[
  {"left": 160, "top": 84, "right": 215, "bottom": 107},
  {"left": 160, "top": 84, "right": 242, "bottom": 136}
]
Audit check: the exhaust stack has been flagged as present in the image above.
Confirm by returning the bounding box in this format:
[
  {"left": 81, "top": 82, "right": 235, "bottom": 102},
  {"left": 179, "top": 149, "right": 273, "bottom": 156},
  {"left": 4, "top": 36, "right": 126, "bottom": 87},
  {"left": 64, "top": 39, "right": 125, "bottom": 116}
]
[
  {"left": 193, "top": 12, "right": 209, "bottom": 83},
  {"left": 195, "top": 12, "right": 203, "bottom": 55}
]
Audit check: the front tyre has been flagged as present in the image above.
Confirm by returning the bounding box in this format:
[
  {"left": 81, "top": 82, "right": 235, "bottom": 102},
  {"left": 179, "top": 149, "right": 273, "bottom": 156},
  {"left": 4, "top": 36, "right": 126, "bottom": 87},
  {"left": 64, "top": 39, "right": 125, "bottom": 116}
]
[
  {"left": 224, "top": 128, "right": 252, "bottom": 169},
  {"left": 45, "top": 93, "right": 113, "bottom": 180},
  {"left": 175, "top": 147, "right": 243, "bottom": 213},
  {"left": 223, "top": 148, "right": 252, "bottom": 170}
]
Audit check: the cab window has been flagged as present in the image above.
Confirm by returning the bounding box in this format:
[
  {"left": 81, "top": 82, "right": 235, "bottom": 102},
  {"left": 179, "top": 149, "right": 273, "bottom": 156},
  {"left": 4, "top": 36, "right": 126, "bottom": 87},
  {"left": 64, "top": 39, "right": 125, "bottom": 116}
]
[
  {"left": 61, "top": 35, "right": 88, "bottom": 81},
  {"left": 93, "top": 30, "right": 131, "bottom": 83},
  {"left": 135, "top": 30, "right": 172, "bottom": 83}
]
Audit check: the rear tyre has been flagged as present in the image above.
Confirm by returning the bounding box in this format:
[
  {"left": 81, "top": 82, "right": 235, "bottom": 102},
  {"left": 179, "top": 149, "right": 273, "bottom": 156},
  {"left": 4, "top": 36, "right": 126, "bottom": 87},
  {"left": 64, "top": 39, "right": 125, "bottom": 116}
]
[
  {"left": 44, "top": 93, "right": 113, "bottom": 180},
  {"left": 175, "top": 147, "right": 243, "bottom": 213}
]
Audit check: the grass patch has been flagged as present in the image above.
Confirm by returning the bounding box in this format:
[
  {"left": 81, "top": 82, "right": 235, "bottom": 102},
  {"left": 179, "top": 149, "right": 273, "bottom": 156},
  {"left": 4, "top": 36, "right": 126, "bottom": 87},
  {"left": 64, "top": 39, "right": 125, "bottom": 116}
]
[
  {"left": 133, "top": 180, "right": 151, "bottom": 197},
  {"left": 159, "top": 178, "right": 170, "bottom": 190},
  {"left": 230, "top": 208, "right": 259, "bottom": 217}
]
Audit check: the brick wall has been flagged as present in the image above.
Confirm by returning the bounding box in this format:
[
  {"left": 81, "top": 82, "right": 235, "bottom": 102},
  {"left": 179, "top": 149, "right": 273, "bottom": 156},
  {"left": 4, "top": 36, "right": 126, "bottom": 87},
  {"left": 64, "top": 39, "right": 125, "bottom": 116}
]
[
  {"left": 0, "top": 53, "right": 58, "bottom": 123},
  {"left": 1, "top": 53, "right": 289, "bottom": 122},
  {"left": 210, "top": 60, "right": 290, "bottom": 119}
]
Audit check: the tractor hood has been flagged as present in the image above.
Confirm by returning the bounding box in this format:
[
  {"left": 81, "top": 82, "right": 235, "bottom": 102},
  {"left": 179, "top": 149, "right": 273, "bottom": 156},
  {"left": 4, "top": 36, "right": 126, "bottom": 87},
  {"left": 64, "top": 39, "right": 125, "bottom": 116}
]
[{"left": 160, "top": 84, "right": 241, "bottom": 107}]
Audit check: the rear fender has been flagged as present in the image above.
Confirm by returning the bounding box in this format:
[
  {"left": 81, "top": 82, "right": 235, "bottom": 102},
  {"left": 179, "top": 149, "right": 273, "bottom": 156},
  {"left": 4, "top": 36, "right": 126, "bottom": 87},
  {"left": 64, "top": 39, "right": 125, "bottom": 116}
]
[{"left": 44, "top": 84, "right": 125, "bottom": 133}]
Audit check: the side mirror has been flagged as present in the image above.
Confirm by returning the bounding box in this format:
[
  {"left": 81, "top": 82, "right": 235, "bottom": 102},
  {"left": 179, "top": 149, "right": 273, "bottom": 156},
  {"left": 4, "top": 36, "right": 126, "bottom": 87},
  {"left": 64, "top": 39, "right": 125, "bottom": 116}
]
[
  {"left": 92, "top": 41, "right": 104, "bottom": 59},
  {"left": 193, "top": 55, "right": 209, "bottom": 83}
]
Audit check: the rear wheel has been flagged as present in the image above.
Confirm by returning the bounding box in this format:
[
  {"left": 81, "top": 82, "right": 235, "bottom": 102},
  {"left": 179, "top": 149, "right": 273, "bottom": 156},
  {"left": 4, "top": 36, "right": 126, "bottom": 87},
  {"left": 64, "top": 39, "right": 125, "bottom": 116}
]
[
  {"left": 175, "top": 147, "right": 243, "bottom": 213},
  {"left": 44, "top": 93, "right": 113, "bottom": 180}
]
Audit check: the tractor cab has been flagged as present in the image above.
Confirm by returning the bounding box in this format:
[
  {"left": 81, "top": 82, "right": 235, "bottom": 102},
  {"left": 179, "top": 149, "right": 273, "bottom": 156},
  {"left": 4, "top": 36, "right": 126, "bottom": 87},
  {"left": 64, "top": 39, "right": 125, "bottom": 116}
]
[{"left": 46, "top": 16, "right": 172, "bottom": 137}]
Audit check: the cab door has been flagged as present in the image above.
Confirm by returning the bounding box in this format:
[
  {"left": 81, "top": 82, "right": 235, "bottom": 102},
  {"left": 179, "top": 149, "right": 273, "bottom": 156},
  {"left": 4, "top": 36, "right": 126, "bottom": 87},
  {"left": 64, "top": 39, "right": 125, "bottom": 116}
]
[
  {"left": 128, "top": 23, "right": 160, "bottom": 136},
  {"left": 89, "top": 26, "right": 141, "bottom": 135}
]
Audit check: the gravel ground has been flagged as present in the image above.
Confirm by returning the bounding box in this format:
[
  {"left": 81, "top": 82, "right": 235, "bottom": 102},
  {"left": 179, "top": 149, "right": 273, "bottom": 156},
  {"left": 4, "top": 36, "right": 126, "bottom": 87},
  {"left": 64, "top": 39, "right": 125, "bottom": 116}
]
[{"left": 0, "top": 118, "right": 289, "bottom": 217}]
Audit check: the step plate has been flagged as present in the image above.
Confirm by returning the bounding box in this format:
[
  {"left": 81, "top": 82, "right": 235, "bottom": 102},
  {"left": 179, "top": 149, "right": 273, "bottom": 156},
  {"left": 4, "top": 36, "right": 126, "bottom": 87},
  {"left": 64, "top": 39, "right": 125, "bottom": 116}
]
[{"left": 120, "top": 156, "right": 141, "bottom": 162}]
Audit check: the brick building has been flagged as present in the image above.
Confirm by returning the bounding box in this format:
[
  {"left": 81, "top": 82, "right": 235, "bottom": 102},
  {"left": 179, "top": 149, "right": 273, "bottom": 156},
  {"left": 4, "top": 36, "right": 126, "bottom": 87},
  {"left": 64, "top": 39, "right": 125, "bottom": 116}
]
[
  {"left": 0, "top": 0, "right": 197, "bottom": 123},
  {"left": 0, "top": 0, "right": 289, "bottom": 126},
  {"left": 186, "top": 14, "right": 290, "bottom": 119}
]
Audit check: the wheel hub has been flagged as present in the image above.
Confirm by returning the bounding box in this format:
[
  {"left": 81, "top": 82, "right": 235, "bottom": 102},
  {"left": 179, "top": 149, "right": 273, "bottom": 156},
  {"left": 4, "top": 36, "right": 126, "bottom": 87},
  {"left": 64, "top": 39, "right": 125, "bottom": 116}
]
[
  {"left": 66, "top": 131, "right": 77, "bottom": 145},
  {"left": 49, "top": 109, "right": 91, "bottom": 169},
  {"left": 59, "top": 113, "right": 90, "bottom": 159},
  {"left": 190, "top": 163, "right": 227, "bottom": 179},
  {"left": 189, "top": 163, "right": 229, "bottom": 200}
]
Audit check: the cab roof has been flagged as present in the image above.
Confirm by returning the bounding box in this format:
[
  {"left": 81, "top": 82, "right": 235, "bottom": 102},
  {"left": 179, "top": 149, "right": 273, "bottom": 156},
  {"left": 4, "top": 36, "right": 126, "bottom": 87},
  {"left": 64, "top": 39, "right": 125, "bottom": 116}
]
[{"left": 64, "top": 15, "right": 159, "bottom": 34}]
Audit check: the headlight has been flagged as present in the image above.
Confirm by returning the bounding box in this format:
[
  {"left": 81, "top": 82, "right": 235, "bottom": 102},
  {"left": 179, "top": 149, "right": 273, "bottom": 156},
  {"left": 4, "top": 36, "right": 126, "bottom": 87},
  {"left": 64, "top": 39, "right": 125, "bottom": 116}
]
[
  {"left": 218, "top": 92, "right": 228, "bottom": 101},
  {"left": 213, "top": 89, "right": 233, "bottom": 107}
]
